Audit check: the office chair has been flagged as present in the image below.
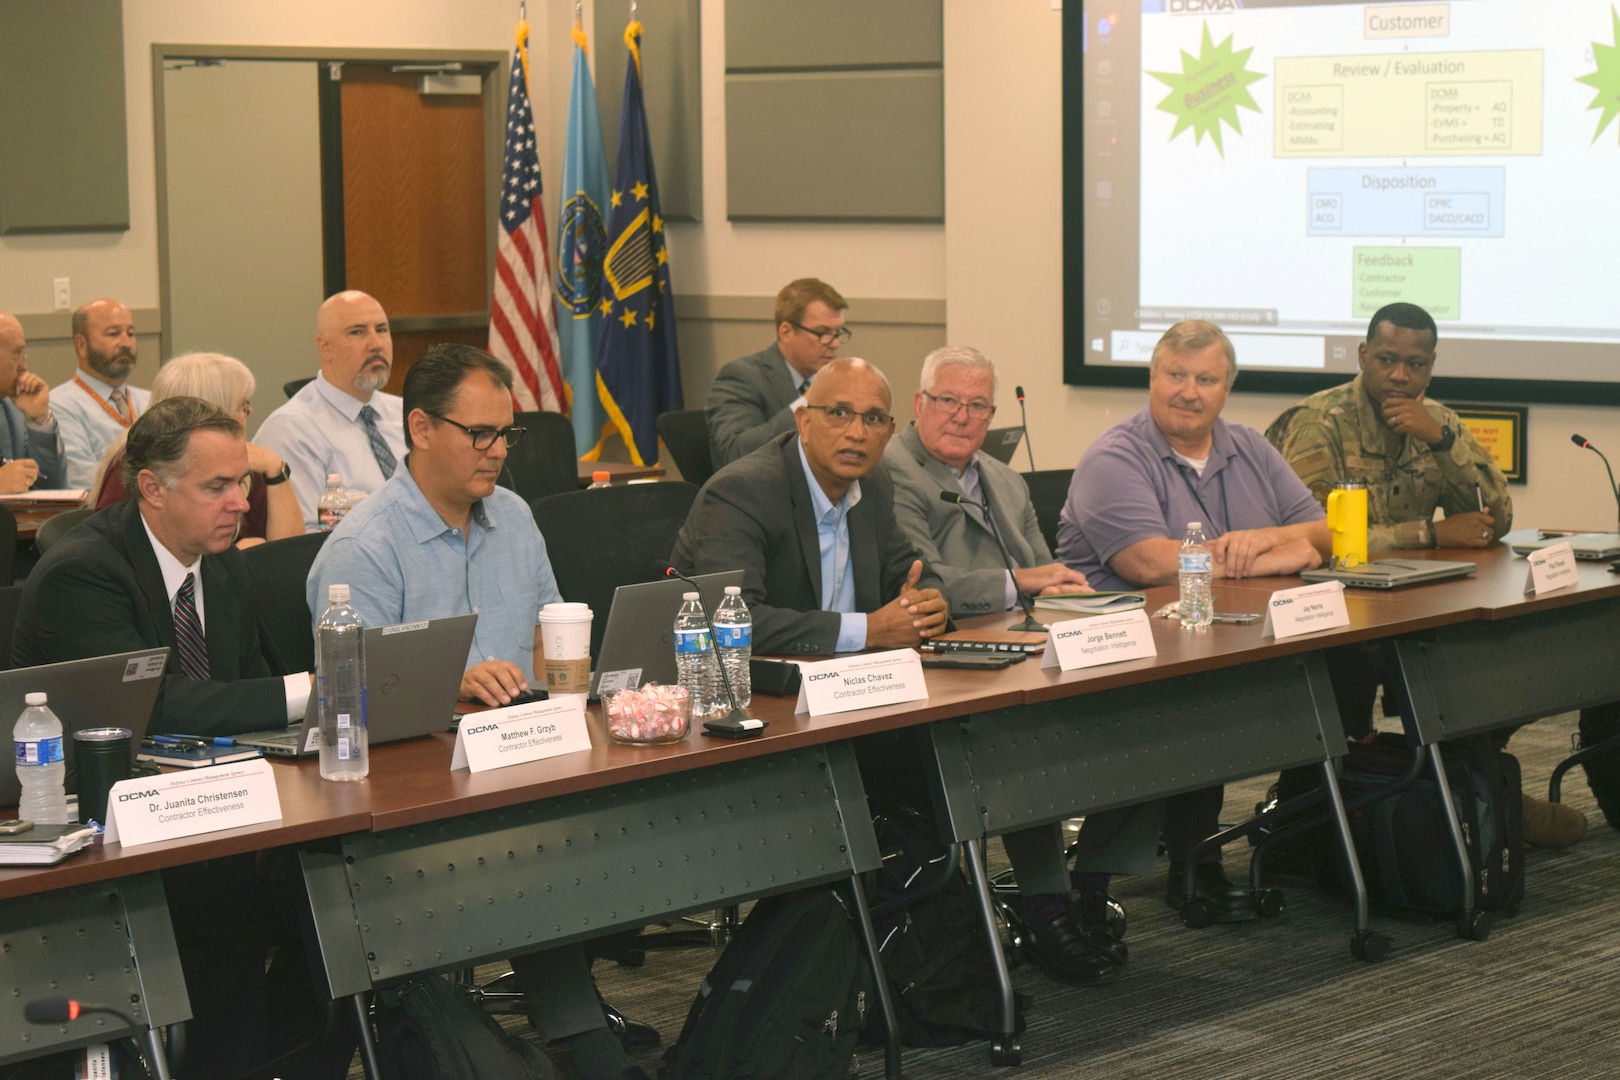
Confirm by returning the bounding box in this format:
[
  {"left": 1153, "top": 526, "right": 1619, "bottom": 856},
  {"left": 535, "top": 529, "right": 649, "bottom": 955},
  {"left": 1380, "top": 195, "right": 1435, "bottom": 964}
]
[
  {"left": 656, "top": 409, "right": 715, "bottom": 488},
  {"left": 282, "top": 376, "right": 314, "bottom": 400},
  {"left": 528, "top": 481, "right": 735, "bottom": 959},
  {"left": 241, "top": 532, "right": 330, "bottom": 675},
  {"left": 34, "top": 506, "right": 94, "bottom": 556},
  {"left": 530, "top": 481, "right": 700, "bottom": 659},
  {"left": 0, "top": 583, "right": 24, "bottom": 671},
  {"left": 0, "top": 503, "right": 16, "bottom": 586},
  {"left": 1020, "top": 469, "right": 1074, "bottom": 557},
  {"left": 498, "top": 411, "right": 579, "bottom": 505}
]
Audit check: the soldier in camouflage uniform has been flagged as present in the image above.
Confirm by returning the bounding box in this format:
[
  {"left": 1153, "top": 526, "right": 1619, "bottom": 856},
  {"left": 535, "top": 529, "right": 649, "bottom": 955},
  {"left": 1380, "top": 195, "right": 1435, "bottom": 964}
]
[
  {"left": 1265, "top": 302, "right": 1510, "bottom": 551},
  {"left": 1264, "top": 303, "right": 1586, "bottom": 848}
]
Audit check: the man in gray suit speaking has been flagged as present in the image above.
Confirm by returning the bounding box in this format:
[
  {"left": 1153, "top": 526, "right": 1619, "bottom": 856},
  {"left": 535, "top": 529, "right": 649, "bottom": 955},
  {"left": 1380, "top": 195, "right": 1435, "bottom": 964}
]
[{"left": 886, "top": 346, "right": 1089, "bottom": 616}]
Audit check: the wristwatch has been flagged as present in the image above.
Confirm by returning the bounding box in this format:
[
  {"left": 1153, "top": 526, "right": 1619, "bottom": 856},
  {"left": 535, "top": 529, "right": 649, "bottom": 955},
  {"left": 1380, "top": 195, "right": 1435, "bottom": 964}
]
[
  {"left": 264, "top": 462, "right": 292, "bottom": 486},
  {"left": 1429, "top": 424, "right": 1456, "bottom": 453}
]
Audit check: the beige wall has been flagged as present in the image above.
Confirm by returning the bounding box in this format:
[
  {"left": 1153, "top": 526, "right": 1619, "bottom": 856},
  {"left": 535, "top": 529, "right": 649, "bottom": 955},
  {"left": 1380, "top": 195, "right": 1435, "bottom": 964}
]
[
  {"left": 3, "top": 0, "right": 1617, "bottom": 530},
  {"left": 162, "top": 60, "right": 324, "bottom": 436},
  {"left": 943, "top": 0, "right": 1620, "bottom": 533}
]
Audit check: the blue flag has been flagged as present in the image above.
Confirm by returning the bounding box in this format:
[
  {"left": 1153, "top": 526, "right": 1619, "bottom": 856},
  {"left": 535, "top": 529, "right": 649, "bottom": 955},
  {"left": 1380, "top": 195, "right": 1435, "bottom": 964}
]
[
  {"left": 556, "top": 23, "right": 611, "bottom": 458},
  {"left": 595, "top": 20, "right": 682, "bottom": 467}
]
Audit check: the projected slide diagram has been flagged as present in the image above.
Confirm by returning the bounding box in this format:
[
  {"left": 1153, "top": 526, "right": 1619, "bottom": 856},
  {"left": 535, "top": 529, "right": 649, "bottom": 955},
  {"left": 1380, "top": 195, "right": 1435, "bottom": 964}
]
[{"left": 1135, "top": 2, "right": 1620, "bottom": 349}]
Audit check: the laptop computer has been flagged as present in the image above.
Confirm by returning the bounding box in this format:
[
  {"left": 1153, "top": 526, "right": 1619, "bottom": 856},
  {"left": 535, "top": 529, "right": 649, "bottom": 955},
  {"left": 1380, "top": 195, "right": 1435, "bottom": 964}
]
[
  {"left": 590, "top": 571, "right": 745, "bottom": 699},
  {"left": 1299, "top": 559, "right": 1477, "bottom": 590},
  {"left": 0, "top": 647, "right": 169, "bottom": 807},
  {"left": 1510, "top": 532, "right": 1620, "bottom": 561},
  {"left": 235, "top": 614, "right": 477, "bottom": 758},
  {"left": 980, "top": 426, "right": 1026, "bottom": 466}
]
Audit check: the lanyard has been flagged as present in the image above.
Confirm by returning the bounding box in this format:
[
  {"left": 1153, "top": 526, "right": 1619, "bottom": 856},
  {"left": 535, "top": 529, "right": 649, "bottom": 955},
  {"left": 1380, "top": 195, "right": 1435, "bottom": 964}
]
[
  {"left": 1176, "top": 463, "right": 1230, "bottom": 537},
  {"left": 73, "top": 375, "right": 137, "bottom": 428}
]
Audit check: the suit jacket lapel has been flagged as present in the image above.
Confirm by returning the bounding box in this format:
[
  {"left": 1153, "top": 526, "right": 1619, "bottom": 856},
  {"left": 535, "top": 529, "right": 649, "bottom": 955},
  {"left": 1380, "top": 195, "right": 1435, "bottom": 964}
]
[
  {"left": 979, "top": 467, "right": 1037, "bottom": 568},
  {"left": 765, "top": 345, "right": 802, "bottom": 403},
  {"left": 782, "top": 438, "right": 824, "bottom": 605},
  {"left": 200, "top": 555, "right": 238, "bottom": 680},
  {"left": 849, "top": 491, "right": 880, "bottom": 612},
  {"left": 117, "top": 502, "right": 181, "bottom": 658}
]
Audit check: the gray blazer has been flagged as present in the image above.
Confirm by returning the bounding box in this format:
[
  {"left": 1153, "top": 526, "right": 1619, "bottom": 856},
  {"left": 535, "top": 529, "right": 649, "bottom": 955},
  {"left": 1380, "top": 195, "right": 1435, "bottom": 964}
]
[
  {"left": 885, "top": 423, "right": 1051, "bottom": 618},
  {"left": 671, "top": 432, "right": 944, "bottom": 655},
  {"left": 0, "top": 398, "right": 65, "bottom": 490},
  {"left": 705, "top": 343, "right": 804, "bottom": 468}
]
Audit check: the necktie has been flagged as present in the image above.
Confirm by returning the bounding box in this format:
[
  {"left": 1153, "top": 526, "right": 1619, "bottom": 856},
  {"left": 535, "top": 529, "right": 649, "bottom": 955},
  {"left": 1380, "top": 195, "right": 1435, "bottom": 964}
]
[
  {"left": 360, "top": 404, "right": 397, "bottom": 480},
  {"left": 174, "top": 573, "right": 210, "bottom": 682},
  {"left": 110, "top": 389, "right": 131, "bottom": 425},
  {"left": 799, "top": 379, "right": 812, "bottom": 397}
]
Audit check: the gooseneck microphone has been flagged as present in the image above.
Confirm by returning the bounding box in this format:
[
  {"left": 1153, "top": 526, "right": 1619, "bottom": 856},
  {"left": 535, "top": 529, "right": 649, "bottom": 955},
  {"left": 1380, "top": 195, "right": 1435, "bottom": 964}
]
[
  {"left": 1015, "top": 385, "right": 1036, "bottom": 473},
  {"left": 939, "top": 490, "right": 1046, "bottom": 632},
  {"left": 663, "top": 567, "right": 765, "bottom": 739},
  {"left": 1571, "top": 434, "right": 1620, "bottom": 532}
]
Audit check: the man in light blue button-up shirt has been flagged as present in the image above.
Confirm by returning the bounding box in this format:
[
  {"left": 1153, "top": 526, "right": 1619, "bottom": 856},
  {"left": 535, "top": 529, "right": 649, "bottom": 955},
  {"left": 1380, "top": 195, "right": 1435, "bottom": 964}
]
[{"left": 307, "top": 344, "right": 650, "bottom": 1080}]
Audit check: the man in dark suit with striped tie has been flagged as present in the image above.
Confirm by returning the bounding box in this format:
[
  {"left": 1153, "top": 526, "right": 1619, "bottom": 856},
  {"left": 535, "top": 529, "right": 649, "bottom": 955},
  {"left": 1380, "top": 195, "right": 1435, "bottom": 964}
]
[
  {"left": 14, "top": 395, "right": 309, "bottom": 736},
  {"left": 12, "top": 395, "right": 341, "bottom": 1078}
]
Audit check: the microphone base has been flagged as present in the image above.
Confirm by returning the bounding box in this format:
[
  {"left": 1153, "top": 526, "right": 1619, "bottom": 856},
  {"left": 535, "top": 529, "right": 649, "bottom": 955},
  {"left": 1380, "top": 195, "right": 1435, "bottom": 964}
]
[
  {"left": 702, "top": 708, "right": 767, "bottom": 739},
  {"left": 1006, "top": 613, "right": 1048, "bottom": 633}
]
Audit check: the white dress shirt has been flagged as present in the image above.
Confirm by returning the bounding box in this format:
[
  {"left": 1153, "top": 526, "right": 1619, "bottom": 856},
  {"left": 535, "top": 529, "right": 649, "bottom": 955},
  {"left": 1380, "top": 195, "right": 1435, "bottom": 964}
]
[
  {"left": 254, "top": 373, "right": 407, "bottom": 532},
  {"left": 52, "top": 370, "right": 151, "bottom": 489}
]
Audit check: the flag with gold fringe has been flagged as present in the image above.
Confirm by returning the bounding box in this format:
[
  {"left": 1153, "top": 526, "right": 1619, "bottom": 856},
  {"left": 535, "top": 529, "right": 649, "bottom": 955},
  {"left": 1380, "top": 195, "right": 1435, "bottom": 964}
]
[
  {"left": 489, "top": 17, "right": 566, "bottom": 413},
  {"left": 557, "top": 14, "right": 611, "bottom": 457},
  {"left": 594, "top": 19, "right": 682, "bottom": 467}
]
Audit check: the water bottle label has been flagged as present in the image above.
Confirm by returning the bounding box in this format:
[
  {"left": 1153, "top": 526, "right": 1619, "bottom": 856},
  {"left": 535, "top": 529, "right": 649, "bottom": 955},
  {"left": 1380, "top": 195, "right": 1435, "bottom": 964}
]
[
  {"left": 674, "top": 628, "right": 713, "bottom": 654},
  {"left": 715, "top": 625, "right": 751, "bottom": 649},
  {"left": 337, "top": 713, "right": 351, "bottom": 729},
  {"left": 1179, "top": 552, "right": 1212, "bottom": 573},
  {"left": 14, "top": 737, "right": 63, "bottom": 766},
  {"left": 338, "top": 736, "right": 352, "bottom": 760}
]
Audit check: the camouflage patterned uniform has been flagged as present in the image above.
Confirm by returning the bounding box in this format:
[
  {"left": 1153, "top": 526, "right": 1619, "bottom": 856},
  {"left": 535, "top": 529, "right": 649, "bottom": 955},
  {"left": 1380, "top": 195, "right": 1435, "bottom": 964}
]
[{"left": 1265, "top": 373, "right": 1511, "bottom": 551}]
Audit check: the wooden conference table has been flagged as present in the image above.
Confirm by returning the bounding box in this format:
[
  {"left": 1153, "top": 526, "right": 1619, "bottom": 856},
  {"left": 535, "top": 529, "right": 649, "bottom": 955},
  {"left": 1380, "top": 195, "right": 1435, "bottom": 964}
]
[{"left": 3, "top": 543, "right": 1619, "bottom": 1075}]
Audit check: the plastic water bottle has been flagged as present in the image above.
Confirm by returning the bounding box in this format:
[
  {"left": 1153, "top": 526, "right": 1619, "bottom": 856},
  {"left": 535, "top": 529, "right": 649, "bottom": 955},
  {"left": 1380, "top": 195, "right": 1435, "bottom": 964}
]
[
  {"left": 1179, "top": 521, "right": 1213, "bottom": 629},
  {"left": 317, "top": 473, "right": 351, "bottom": 531},
  {"left": 587, "top": 470, "right": 612, "bottom": 490},
  {"left": 713, "top": 586, "right": 752, "bottom": 709},
  {"left": 316, "top": 584, "right": 369, "bottom": 781},
  {"left": 14, "top": 693, "right": 68, "bottom": 824},
  {"left": 674, "top": 592, "right": 721, "bottom": 718}
]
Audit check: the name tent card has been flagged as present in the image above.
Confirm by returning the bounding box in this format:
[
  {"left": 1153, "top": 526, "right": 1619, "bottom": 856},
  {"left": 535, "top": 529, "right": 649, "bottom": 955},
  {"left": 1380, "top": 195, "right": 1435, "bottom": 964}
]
[
  {"left": 453, "top": 696, "right": 593, "bottom": 772},
  {"left": 1041, "top": 609, "right": 1157, "bottom": 671},
  {"left": 795, "top": 649, "right": 928, "bottom": 716},
  {"left": 1262, "top": 580, "right": 1350, "bottom": 639},
  {"left": 1525, "top": 541, "right": 1578, "bottom": 595},
  {"left": 104, "top": 758, "right": 281, "bottom": 848}
]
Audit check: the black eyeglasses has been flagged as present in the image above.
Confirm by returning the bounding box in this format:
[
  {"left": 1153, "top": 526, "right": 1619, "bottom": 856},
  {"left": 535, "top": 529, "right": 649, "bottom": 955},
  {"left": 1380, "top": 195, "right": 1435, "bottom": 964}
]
[
  {"left": 429, "top": 413, "right": 526, "bottom": 450},
  {"left": 802, "top": 404, "right": 893, "bottom": 431},
  {"left": 791, "top": 322, "right": 853, "bottom": 346}
]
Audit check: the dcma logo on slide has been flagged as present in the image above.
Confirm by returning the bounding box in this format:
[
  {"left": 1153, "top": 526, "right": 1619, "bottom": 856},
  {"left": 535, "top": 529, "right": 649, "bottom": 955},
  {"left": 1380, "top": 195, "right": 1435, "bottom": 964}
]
[{"left": 1170, "top": 0, "right": 1243, "bottom": 12}]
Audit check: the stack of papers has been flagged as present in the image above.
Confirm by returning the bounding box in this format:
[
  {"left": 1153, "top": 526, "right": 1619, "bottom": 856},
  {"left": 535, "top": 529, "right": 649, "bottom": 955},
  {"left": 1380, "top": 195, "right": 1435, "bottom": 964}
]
[
  {"left": 1034, "top": 590, "right": 1147, "bottom": 615},
  {"left": 0, "top": 823, "right": 99, "bottom": 866}
]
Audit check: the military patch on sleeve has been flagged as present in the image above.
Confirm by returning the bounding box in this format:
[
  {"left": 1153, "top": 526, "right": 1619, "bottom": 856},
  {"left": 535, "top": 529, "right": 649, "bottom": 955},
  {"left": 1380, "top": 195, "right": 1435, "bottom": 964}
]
[
  {"left": 1309, "top": 481, "right": 1334, "bottom": 503},
  {"left": 1291, "top": 447, "right": 1335, "bottom": 484}
]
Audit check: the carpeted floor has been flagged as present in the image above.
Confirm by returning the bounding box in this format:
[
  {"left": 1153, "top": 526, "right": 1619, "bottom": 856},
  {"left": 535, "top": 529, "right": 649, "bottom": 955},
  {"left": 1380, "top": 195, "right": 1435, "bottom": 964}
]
[{"left": 350, "top": 710, "right": 1617, "bottom": 1079}]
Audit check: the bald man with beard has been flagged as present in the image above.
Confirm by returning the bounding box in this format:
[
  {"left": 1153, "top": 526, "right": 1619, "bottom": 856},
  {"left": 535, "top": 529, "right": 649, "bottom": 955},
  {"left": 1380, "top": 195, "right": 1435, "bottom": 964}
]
[
  {"left": 256, "top": 290, "right": 408, "bottom": 530},
  {"left": 52, "top": 298, "right": 149, "bottom": 489}
]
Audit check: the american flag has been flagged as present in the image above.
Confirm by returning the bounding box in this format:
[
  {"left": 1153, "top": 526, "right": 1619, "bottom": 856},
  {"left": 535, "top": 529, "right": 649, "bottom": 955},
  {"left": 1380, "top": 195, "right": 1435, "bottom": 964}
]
[{"left": 488, "top": 23, "right": 566, "bottom": 413}]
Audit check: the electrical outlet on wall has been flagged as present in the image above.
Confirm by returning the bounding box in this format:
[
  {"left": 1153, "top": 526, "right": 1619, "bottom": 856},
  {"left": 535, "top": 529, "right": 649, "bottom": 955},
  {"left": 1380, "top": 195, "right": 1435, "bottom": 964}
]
[{"left": 52, "top": 278, "right": 71, "bottom": 311}]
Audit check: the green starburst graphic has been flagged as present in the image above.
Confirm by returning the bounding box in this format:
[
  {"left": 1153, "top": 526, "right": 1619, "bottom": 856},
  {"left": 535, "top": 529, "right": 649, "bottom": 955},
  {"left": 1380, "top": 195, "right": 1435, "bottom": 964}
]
[
  {"left": 1577, "top": 6, "right": 1620, "bottom": 144},
  {"left": 1148, "top": 22, "right": 1266, "bottom": 158}
]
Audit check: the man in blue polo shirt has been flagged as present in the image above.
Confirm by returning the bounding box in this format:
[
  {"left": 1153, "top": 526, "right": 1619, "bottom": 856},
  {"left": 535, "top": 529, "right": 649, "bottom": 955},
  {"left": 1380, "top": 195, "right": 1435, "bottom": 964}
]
[
  {"left": 1057, "top": 320, "right": 1330, "bottom": 923},
  {"left": 308, "top": 343, "right": 651, "bottom": 1080}
]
